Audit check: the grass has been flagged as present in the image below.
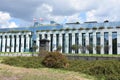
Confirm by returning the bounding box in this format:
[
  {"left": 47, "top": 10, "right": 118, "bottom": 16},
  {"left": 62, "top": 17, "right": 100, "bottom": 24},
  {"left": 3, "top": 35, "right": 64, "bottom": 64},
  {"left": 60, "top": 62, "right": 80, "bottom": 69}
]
[
  {"left": 65, "top": 53, "right": 120, "bottom": 57},
  {"left": 0, "top": 63, "right": 95, "bottom": 80}
]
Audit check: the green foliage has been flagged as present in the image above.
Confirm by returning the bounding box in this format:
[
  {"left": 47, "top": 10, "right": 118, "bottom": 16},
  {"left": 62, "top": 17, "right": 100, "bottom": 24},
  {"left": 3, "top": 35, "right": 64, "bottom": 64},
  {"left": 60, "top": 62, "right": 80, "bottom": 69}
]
[
  {"left": 2, "top": 57, "right": 44, "bottom": 68},
  {"left": 86, "top": 45, "right": 93, "bottom": 52},
  {"left": 65, "top": 60, "right": 120, "bottom": 80},
  {"left": 71, "top": 44, "right": 79, "bottom": 51},
  {"left": 78, "top": 27, "right": 84, "bottom": 30},
  {"left": 42, "top": 51, "right": 68, "bottom": 68}
]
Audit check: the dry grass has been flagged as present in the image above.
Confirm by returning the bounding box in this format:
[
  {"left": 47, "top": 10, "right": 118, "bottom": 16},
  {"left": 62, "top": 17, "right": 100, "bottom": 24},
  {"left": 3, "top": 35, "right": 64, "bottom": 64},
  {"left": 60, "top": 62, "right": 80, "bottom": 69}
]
[{"left": 0, "top": 63, "right": 95, "bottom": 80}]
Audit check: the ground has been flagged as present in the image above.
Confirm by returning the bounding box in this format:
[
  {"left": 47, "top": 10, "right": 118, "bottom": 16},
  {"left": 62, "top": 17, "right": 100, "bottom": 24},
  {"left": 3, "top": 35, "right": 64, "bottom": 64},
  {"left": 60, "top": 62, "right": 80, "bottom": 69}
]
[{"left": 0, "top": 64, "right": 94, "bottom": 80}]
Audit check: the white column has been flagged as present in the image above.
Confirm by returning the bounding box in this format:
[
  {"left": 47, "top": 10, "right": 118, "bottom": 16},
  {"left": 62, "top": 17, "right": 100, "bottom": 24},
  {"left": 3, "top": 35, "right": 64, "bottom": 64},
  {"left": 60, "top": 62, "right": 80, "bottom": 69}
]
[
  {"left": 16, "top": 35, "right": 19, "bottom": 52},
  {"left": 42, "top": 33, "right": 45, "bottom": 39},
  {"left": 2, "top": 35, "right": 5, "bottom": 52},
  {"left": 117, "top": 31, "right": 120, "bottom": 54},
  {"left": 79, "top": 33, "right": 82, "bottom": 54},
  {"left": 53, "top": 34, "right": 56, "bottom": 51},
  {"left": 11, "top": 35, "right": 14, "bottom": 52},
  {"left": 65, "top": 33, "right": 69, "bottom": 53},
  {"left": 0, "top": 36, "right": 1, "bottom": 52},
  {"left": 86, "top": 32, "right": 89, "bottom": 54},
  {"left": 47, "top": 34, "right": 51, "bottom": 52},
  {"left": 7, "top": 35, "right": 10, "bottom": 52},
  {"left": 36, "top": 34, "right": 39, "bottom": 52},
  {"left": 21, "top": 35, "right": 24, "bottom": 52},
  {"left": 93, "top": 32, "right": 96, "bottom": 54},
  {"left": 109, "top": 32, "right": 112, "bottom": 54},
  {"left": 72, "top": 33, "right": 75, "bottom": 53},
  {"left": 26, "top": 34, "right": 30, "bottom": 52},
  {"left": 101, "top": 31, "right": 104, "bottom": 54},
  {"left": 59, "top": 34, "right": 62, "bottom": 53}
]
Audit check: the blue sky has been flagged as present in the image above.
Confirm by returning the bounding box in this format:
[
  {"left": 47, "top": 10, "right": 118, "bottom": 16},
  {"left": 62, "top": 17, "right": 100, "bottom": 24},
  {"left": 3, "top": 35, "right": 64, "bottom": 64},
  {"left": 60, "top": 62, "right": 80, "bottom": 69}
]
[{"left": 0, "top": 0, "right": 120, "bottom": 28}]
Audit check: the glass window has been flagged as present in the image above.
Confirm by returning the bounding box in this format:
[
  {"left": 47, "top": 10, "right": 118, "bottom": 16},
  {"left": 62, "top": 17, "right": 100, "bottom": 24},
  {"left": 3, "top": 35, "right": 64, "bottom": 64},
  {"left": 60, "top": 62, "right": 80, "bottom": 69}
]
[
  {"left": 56, "top": 34, "right": 59, "bottom": 48},
  {"left": 82, "top": 33, "right": 86, "bottom": 53},
  {"left": 75, "top": 33, "right": 79, "bottom": 53},
  {"left": 89, "top": 33, "right": 93, "bottom": 54},
  {"left": 69, "top": 33, "right": 72, "bottom": 53},
  {"left": 50, "top": 34, "right": 53, "bottom": 51},
  {"left": 45, "top": 34, "right": 47, "bottom": 39},
  {"left": 104, "top": 32, "right": 109, "bottom": 54},
  {"left": 112, "top": 32, "right": 117, "bottom": 54},
  {"left": 62, "top": 34, "right": 65, "bottom": 53},
  {"left": 96, "top": 32, "right": 101, "bottom": 54}
]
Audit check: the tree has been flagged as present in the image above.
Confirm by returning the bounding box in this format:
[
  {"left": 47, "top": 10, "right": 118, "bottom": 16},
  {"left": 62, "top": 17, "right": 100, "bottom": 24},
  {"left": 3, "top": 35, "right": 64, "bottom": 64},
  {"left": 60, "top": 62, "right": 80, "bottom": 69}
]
[
  {"left": 71, "top": 44, "right": 79, "bottom": 52},
  {"left": 95, "top": 45, "right": 102, "bottom": 54},
  {"left": 86, "top": 45, "right": 93, "bottom": 53}
]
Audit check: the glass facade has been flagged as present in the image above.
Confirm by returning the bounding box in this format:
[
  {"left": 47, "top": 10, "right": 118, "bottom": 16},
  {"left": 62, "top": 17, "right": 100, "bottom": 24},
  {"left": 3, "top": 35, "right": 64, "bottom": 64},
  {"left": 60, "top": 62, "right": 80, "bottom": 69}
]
[{"left": 62, "top": 34, "right": 65, "bottom": 53}]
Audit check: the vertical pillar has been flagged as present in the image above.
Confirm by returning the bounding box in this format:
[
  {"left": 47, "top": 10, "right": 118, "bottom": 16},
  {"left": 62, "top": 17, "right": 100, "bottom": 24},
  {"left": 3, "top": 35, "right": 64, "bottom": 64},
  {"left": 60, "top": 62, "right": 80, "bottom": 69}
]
[
  {"left": 59, "top": 34, "right": 62, "bottom": 53},
  {"left": 16, "top": 35, "right": 19, "bottom": 52},
  {"left": 11, "top": 35, "right": 14, "bottom": 52},
  {"left": 2, "top": 35, "right": 5, "bottom": 52},
  {"left": 21, "top": 35, "right": 24, "bottom": 52},
  {"left": 53, "top": 34, "right": 56, "bottom": 51},
  {"left": 93, "top": 32, "right": 96, "bottom": 54},
  {"left": 47, "top": 34, "right": 51, "bottom": 52},
  {"left": 0, "top": 35, "right": 1, "bottom": 52},
  {"left": 86, "top": 32, "right": 89, "bottom": 54},
  {"left": 65, "top": 33, "right": 69, "bottom": 53},
  {"left": 72, "top": 33, "right": 75, "bottom": 53},
  {"left": 42, "top": 33, "right": 45, "bottom": 39},
  {"left": 36, "top": 34, "right": 39, "bottom": 52},
  {"left": 117, "top": 31, "right": 120, "bottom": 54},
  {"left": 7, "top": 35, "right": 10, "bottom": 52},
  {"left": 109, "top": 32, "right": 112, "bottom": 54},
  {"left": 26, "top": 34, "right": 30, "bottom": 52},
  {"left": 79, "top": 33, "right": 82, "bottom": 54},
  {"left": 101, "top": 31, "right": 104, "bottom": 54}
]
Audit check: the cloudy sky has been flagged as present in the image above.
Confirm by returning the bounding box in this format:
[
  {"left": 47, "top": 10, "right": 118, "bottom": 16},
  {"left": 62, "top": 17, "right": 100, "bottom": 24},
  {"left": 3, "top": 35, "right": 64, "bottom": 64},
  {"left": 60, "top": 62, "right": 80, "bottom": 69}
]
[{"left": 0, "top": 0, "right": 120, "bottom": 28}]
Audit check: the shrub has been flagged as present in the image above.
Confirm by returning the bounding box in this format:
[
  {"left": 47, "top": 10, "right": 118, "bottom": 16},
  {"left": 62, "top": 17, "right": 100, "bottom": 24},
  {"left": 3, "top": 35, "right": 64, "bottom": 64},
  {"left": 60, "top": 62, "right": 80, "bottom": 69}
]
[
  {"left": 65, "top": 60, "right": 120, "bottom": 80},
  {"left": 42, "top": 51, "right": 68, "bottom": 68},
  {"left": 92, "top": 27, "right": 97, "bottom": 30},
  {"left": 99, "top": 26, "right": 104, "bottom": 29},
  {"left": 78, "top": 27, "right": 84, "bottom": 30},
  {"left": 71, "top": 44, "right": 79, "bottom": 51}
]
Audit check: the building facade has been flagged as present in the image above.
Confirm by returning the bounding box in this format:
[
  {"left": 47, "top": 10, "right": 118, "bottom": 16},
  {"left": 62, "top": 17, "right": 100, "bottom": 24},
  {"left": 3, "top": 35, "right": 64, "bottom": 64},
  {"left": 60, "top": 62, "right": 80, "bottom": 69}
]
[{"left": 0, "top": 21, "right": 120, "bottom": 54}]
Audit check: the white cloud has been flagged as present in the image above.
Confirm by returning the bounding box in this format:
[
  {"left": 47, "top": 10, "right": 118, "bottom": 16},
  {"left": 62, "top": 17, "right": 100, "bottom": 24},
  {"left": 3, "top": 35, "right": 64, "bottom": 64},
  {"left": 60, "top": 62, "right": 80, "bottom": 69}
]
[
  {"left": 1, "top": 0, "right": 120, "bottom": 26},
  {"left": 0, "top": 11, "right": 18, "bottom": 28}
]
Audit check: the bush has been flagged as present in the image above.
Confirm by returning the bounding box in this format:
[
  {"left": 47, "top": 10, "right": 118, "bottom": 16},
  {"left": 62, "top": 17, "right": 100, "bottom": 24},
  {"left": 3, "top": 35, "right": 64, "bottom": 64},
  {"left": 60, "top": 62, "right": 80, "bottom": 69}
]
[
  {"left": 2, "top": 57, "right": 44, "bottom": 68},
  {"left": 65, "top": 60, "right": 120, "bottom": 80},
  {"left": 42, "top": 51, "right": 68, "bottom": 68}
]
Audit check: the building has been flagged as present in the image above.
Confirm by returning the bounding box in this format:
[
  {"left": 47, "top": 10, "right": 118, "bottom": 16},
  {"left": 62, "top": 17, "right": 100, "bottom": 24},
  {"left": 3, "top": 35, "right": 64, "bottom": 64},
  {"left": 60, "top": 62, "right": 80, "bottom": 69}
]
[{"left": 0, "top": 21, "right": 120, "bottom": 54}]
